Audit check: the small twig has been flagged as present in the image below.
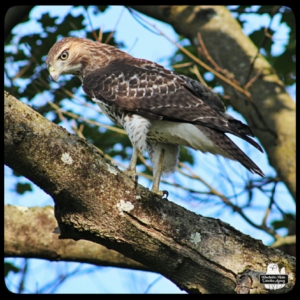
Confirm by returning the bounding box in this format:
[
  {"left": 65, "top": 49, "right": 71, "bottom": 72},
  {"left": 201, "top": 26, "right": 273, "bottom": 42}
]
[
  {"left": 18, "top": 259, "right": 28, "bottom": 293},
  {"left": 127, "top": 37, "right": 139, "bottom": 54},
  {"left": 144, "top": 276, "right": 163, "bottom": 294},
  {"left": 197, "top": 32, "right": 240, "bottom": 86},
  {"left": 244, "top": 6, "right": 280, "bottom": 86},
  {"left": 12, "top": 58, "right": 33, "bottom": 81},
  {"left": 261, "top": 181, "right": 277, "bottom": 227},
  {"left": 172, "top": 62, "right": 193, "bottom": 69},
  {"left": 39, "top": 263, "right": 85, "bottom": 294},
  {"left": 189, "top": 64, "right": 206, "bottom": 85},
  {"left": 126, "top": 7, "right": 163, "bottom": 36},
  {"left": 84, "top": 7, "right": 98, "bottom": 42},
  {"left": 104, "top": 6, "right": 125, "bottom": 44},
  {"left": 215, "top": 156, "right": 239, "bottom": 204},
  {"left": 272, "top": 200, "right": 295, "bottom": 222},
  {"left": 47, "top": 101, "right": 126, "bottom": 135},
  {"left": 137, "top": 153, "right": 152, "bottom": 171},
  {"left": 69, "top": 21, "right": 80, "bottom": 32},
  {"left": 71, "top": 120, "right": 85, "bottom": 139},
  {"left": 98, "top": 25, "right": 103, "bottom": 42},
  {"left": 47, "top": 100, "right": 69, "bottom": 127},
  {"left": 244, "top": 70, "right": 263, "bottom": 90}
]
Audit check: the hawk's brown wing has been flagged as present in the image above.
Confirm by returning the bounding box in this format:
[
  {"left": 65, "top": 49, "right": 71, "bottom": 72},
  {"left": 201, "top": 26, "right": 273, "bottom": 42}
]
[{"left": 82, "top": 58, "right": 263, "bottom": 152}]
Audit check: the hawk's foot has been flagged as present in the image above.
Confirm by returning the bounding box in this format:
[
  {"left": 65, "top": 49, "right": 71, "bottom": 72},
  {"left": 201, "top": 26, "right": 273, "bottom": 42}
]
[
  {"left": 125, "top": 169, "right": 138, "bottom": 188},
  {"left": 152, "top": 189, "right": 169, "bottom": 199}
]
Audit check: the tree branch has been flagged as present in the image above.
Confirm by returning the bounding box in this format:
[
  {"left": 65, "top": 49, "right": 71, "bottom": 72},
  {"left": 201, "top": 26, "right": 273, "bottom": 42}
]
[
  {"left": 4, "top": 205, "right": 149, "bottom": 271},
  {"left": 4, "top": 91, "right": 295, "bottom": 293},
  {"left": 129, "top": 5, "right": 295, "bottom": 201}
]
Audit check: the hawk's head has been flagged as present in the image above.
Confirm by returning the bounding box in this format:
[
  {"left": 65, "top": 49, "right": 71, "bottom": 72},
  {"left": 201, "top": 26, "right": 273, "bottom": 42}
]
[
  {"left": 46, "top": 37, "right": 87, "bottom": 82},
  {"left": 46, "top": 37, "right": 131, "bottom": 82}
]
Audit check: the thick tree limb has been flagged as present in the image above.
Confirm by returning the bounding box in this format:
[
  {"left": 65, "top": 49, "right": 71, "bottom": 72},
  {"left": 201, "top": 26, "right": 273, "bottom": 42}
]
[
  {"left": 4, "top": 205, "right": 149, "bottom": 271},
  {"left": 130, "top": 5, "right": 296, "bottom": 201},
  {"left": 4, "top": 91, "right": 295, "bottom": 293}
]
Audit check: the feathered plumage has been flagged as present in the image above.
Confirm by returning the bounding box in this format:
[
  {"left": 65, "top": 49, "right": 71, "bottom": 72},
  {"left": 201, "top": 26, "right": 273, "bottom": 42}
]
[{"left": 46, "top": 37, "right": 264, "bottom": 196}]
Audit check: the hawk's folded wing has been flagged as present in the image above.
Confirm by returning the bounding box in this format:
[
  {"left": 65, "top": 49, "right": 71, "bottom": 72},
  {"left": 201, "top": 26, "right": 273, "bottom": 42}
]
[{"left": 83, "top": 58, "right": 263, "bottom": 152}]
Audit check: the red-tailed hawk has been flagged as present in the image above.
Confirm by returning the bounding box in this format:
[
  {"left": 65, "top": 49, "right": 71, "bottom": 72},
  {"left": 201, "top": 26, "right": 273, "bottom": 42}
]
[{"left": 46, "top": 37, "right": 264, "bottom": 197}]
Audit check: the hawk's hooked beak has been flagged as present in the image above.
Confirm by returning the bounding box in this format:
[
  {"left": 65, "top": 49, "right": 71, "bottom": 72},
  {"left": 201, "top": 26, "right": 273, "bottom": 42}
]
[{"left": 48, "top": 66, "right": 60, "bottom": 82}]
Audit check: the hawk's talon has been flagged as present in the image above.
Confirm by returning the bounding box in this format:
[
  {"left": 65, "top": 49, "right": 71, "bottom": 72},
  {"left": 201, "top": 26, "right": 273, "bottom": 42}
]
[
  {"left": 152, "top": 189, "right": 169, "bottom": 199},
  {"left": 162, "top": 190, "right": 169, "bottom": 199}
]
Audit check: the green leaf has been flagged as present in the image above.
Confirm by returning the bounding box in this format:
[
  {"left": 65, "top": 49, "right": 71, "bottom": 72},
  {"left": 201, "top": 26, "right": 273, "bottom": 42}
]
[
  {"left": 271, "top": 213, "right": 295, "bottom": 230},
  {"left": 96, "top": 5, "right": 108, "bottom": 13},
  {"left": 4, "top": 262, "right": 21, "bottom": 277},
  {"left": 12, "top": 170, "right": 22, "bottom": 177},
  {"left": 38, "top": 12, "right": 59, "bottom": 29},
  {"left": 15, "top": 182, "right": 33, "bottom": 195},
  {"left": 179, "top": 147, "right": 194, "bottom": 165},
  {"left": 281, "top": 7, "right": 295, "bottom": 37},
  {"left": 249, "top": 28, "right": 274, "bottom": 56},
  {"left": 272, "top": 47, "right": 296, "bottom": 85}
]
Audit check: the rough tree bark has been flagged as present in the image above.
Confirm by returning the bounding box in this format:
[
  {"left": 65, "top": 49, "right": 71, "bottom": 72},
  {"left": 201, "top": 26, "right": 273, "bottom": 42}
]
[
  {"left": 4, "top": 91, "right": 295, "bottom": 293},
  {"left": 4, "top": 205, "right": 149, "bottom": 271},
  {"left": 130, "top": 5, "right": 296, "bottom": 201}
]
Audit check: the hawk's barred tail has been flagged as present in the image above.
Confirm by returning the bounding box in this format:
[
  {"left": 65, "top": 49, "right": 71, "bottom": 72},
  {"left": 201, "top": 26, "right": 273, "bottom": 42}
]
[
  {"left": 203, "top": 126, "right": 265, "bottom": 177},
  {"left": 234, "top": 132, "right": 264, "bottom": 153}
]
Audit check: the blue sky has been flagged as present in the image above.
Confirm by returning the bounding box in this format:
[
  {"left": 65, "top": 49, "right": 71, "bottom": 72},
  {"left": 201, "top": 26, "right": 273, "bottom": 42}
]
[{"left": 5, "top": 5, "right": 295, "bottom": 294}]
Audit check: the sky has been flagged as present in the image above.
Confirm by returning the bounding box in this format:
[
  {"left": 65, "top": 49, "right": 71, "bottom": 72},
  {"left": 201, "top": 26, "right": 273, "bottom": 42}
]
[{"left": 5, "top": 5, "right": 295, "bottom": 294}]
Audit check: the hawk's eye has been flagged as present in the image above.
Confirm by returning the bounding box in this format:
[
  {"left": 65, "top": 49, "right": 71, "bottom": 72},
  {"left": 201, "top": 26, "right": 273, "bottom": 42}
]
[{"left": 60, "top": 51, "right": 69, "bottom": 60}]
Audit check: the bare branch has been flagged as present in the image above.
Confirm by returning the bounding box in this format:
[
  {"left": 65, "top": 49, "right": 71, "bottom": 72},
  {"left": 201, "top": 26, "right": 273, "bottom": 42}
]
[
  {"left": 4, "top": 205, "right": 149, "bottom": 272},
  {"left": 270, "top": 235, "right": 296, "bottom": 248}
]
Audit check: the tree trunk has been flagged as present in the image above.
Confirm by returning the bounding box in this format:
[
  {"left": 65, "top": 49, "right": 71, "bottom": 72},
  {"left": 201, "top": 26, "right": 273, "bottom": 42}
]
[{"left": 4, "top": 91, "right": 295, "bottom": 293}]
